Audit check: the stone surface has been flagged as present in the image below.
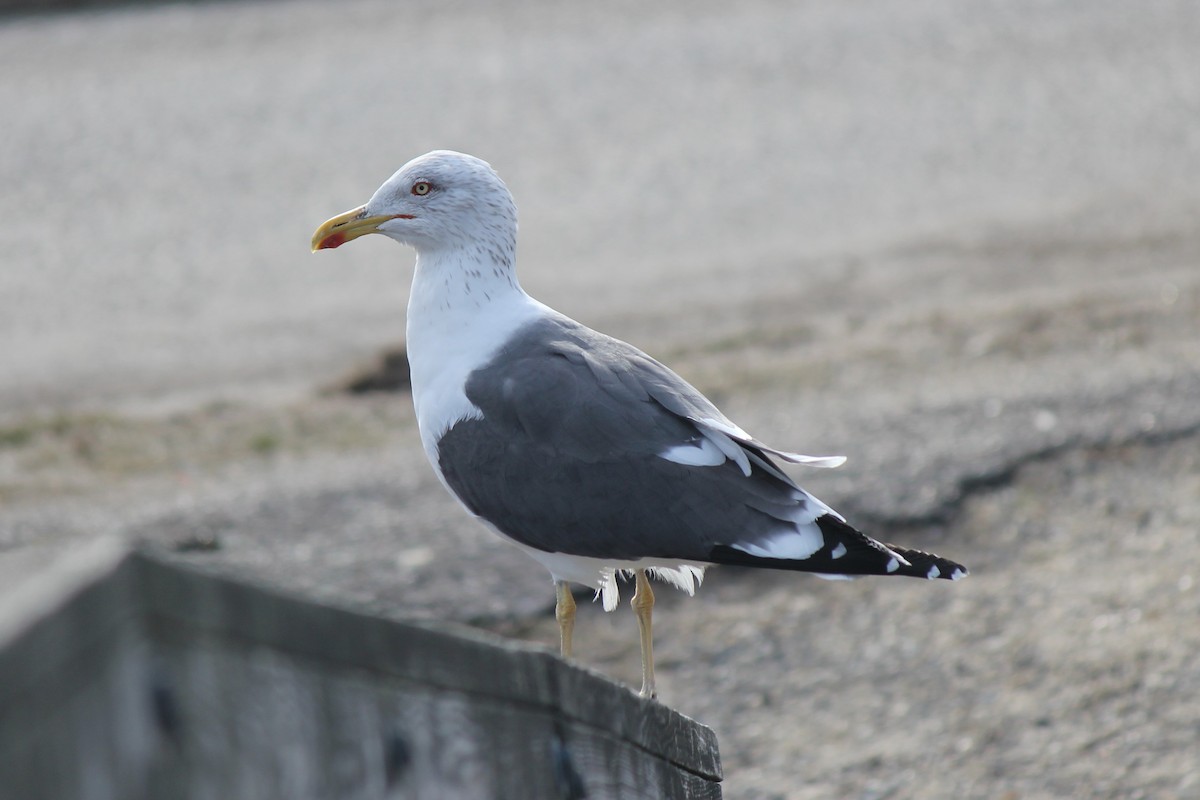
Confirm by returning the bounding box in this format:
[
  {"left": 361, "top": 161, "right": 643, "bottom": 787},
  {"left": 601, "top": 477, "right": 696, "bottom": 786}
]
[{"left": 0, "top": 546, "right": 722, "bottom": 799}]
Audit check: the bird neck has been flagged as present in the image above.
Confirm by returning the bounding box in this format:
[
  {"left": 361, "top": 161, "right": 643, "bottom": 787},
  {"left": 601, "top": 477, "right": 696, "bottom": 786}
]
[
  {"left": 405, "top": 245, "right": 546, "bottom": 431},
  {"left": 408, "top": 243, "right": 525, "bottom": 314},
  {"left": 405, "top": 244, "right": 538, "bottom": 359}
]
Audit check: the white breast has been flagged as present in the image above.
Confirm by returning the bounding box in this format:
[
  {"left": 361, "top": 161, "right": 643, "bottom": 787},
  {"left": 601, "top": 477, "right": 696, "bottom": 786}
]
[{"left": 404, "top": 251, "right": 548, "bottom": 476}]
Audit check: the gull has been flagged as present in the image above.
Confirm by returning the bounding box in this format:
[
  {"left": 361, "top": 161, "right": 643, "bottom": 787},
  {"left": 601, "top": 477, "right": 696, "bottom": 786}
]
[{"left": 311, "top": 151, "right": 967, "bottom": 698}]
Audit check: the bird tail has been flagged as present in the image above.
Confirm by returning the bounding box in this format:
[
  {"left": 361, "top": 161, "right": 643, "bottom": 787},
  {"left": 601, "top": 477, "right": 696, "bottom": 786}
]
[{"left": 710, "top": 514, "right": 968, "bottom": 581}]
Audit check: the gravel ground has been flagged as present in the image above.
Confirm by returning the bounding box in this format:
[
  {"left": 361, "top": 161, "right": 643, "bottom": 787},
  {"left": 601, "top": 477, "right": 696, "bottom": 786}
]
[{"left": 2, "top": 1, "right": 1200, "bottom": 798}]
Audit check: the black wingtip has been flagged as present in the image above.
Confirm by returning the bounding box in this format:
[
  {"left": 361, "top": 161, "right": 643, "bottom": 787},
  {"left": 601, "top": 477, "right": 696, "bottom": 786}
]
[
  {"left": 709, "top": 514, "right": 968, "bottom": 580},
  {"left": 882, "top": 543, "right": 969, "bottom": 581}
]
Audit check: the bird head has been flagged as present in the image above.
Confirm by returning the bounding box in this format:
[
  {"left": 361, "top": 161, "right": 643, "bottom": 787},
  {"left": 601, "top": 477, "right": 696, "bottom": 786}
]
[{"left": 311, "top": 150, "right": 517, "bottom": 256}]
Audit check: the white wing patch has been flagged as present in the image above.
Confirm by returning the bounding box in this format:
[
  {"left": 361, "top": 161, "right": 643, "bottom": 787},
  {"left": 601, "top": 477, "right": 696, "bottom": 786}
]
[
  {"left": 659, "top": 417, "right": 847, "bottom": 477},
  {"left": 659, "top": 438, "right": 726, "bottom": 467},
  {"left": 705, "top": 429, "right": 752, "bottom": 476},
  {"left": 729, "top": 524, "right": 824, "bottom": 560},
  {"left": 656, "top": 428, "right": 752, "bottom": 476},
  {"left": 693, "top": 417, "right": 847, "bottom": 469}
]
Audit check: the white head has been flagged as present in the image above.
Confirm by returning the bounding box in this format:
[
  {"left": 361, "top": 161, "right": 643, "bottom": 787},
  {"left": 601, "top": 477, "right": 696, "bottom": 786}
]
[{"left": 312, "top": 150, "right": 517, "bottom": 266}]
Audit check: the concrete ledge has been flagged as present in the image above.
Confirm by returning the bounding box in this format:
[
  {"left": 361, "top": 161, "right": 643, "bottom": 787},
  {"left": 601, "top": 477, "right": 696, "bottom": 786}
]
[{"left": 0, "top": 542, "right": 721, "bottom": 799}]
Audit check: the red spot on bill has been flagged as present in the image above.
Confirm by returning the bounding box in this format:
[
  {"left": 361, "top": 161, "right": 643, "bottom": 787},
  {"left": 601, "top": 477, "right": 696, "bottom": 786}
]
[{"left": 317, "top": 232, "right": 347, "bottom": 250}]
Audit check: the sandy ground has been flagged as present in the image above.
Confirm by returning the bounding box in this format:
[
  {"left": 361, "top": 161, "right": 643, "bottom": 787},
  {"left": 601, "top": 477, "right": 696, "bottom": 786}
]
[{"left": 2, "top": 1, "right": 1200, "bottom": 798}]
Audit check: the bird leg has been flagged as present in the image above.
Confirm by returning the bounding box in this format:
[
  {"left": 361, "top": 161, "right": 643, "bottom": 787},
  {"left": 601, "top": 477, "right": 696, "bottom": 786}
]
[
  {"left": 555, "top": 580, "right": 576, "bottom": 659},
  {"left": 631, "top": 569, "right": 656, "bottom": 699}
]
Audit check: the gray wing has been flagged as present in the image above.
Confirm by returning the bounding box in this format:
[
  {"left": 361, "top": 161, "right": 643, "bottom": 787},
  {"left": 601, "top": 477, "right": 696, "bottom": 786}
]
[{"left": 435, "top": 314, "right": 834, "bottom": 561}]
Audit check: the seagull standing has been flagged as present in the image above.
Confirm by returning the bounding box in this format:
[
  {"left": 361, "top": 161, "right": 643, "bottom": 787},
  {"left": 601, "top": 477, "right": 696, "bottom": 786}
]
[{"left": 312, "top": 151, "right": 967, "bottom": 698}]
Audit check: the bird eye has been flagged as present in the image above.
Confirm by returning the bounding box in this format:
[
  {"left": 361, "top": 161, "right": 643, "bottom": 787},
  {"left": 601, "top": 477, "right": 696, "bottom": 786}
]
[{"left": 411, "top": 181, "right": 432, "bottom": 196}]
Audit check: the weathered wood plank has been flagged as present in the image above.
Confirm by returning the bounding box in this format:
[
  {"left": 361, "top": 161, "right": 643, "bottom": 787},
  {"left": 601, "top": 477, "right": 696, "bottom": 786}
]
[{"left": 0, "top": 544, "right": 722, "bottom": 799}]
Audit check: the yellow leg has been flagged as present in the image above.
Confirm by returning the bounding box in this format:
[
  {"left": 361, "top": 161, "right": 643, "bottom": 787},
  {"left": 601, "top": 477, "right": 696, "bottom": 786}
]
[
  {"left": 555, "top": 580, "right": 576, "bottom": 659},
  {"left": 631, "top": 569, "right": 656, "bottom": 699}
]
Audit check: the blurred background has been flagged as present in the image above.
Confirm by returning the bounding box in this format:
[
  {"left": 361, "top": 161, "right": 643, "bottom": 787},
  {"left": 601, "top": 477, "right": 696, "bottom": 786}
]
[{"left": 2, "top": 1, "right": 1199, "bottom": 797}]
